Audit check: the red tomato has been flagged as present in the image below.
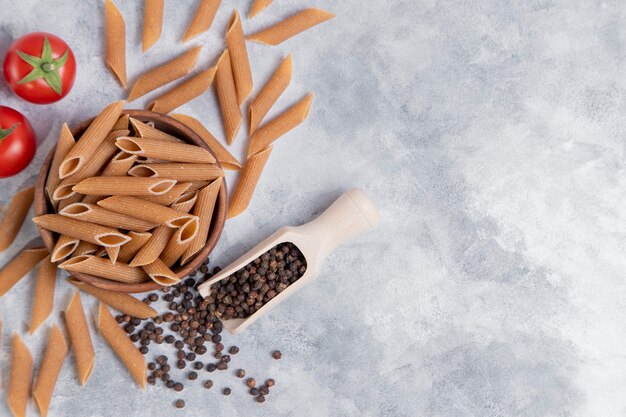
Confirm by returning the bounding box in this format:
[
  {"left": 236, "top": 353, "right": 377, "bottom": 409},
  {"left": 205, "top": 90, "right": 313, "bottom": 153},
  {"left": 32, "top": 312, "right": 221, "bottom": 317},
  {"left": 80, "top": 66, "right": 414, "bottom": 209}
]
[
  {"left": 0, "top": 106, "right": 36, "bottom": 178},
  {"left": 3, "top": 32, "right": 76, "bottom": 104}
]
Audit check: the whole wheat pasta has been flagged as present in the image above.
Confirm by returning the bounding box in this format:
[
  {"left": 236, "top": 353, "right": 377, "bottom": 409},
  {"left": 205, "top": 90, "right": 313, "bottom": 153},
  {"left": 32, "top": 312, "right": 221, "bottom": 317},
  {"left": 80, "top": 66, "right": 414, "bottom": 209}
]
[
  {"left": 64, "top": 292, "right": 95, "bottom": 385},
  {"left": 74, "top": 241, "right": 99, "bottom": 256},
  {"left": 58, "top": 193, "right": 83, "bottom": 212},
  {"left": 73, "top": 177, "right": 177, "bottom": 196},
  {"left": 227, "top": 11, "right": 253, "bottom": 104},
  {"left": 60, "top": 203, "right": 157, "bottom": 232},
  {"left": 181, "top": 179, "right": 221, "bottom": 264},
  {"left": 8, "top": 334, "right": 33, "bottom": 417},
  {"left": 142, "top": 258, "right": 180, "bottom": 286},
  {"left": 228, "top": 146, "right": 272, "bottom": 218},
  {"left": 69, "top": 278, "right": 157, "bottom": 318},
  {"left": 0, "top": 247, "right": 48, "bottom": 297},
  {"left": 128, "top": 46, "right": 203, "bottom": 102},
  {"left": 247, "top": 8, "right": 336, "bottom": 46},
  {"left": 96, "top": 303, "right": 147, "bottom": 388},
  {"left": 106, "top": 246, "right": 120, "bottom": 264},
  {"left": 171, "top": 114, "right": 241, "bottom": 170},
  {"left": 0, "top": 186, "right": 35, "bottom": 252},
  {"left": 105, "top": 0, "right": 127, "bottom": 87},
  {"left": 186, "top": 180, "right": 211, "bottom": 192},
  {"left": 249, "top": 0, "right": 272, "bottom": 18},
  {"left": 116, "top": 136, "right": 216, "bottom": 164},
  {"left": 142, "top": 0, "right": 164, "bottom": 52},
  {"left": 130, "top": 118, "right": 183, "bottom": 143},
  {"left": 59, "top": 101, "right": 125, "bottom": 179},
  {"left": 215, "top": 49, "right": 242, "bottom": 144},
  {"left": 129, "top": 163, "right": 224, "bottom": 182},
  {"left": 32, "top": 325, "right": 68, "bottom": 417},
  {"left": 182, "top": 0, "right": 222, "bottom": 42},
  {"left": 33, "top": 214, "right": 131, "bottom": 247},
  {"left": 98, "top": 196, "right": 196, "bottom": 227},
  {"left": 129, "top": 226, "right": 174, "bottom": 267},
  {"left": 248, "top": 94, "right": 313, "bottom": 156},
  {"left": 101, "top": 151, "right": 138, "bottom": 177},
  {"left": 118, "top": 231, "right": 152, "bottom": 263},
  {"left": 149, "top": 67, "right": 216, "bottom": 114},
  {"left": 51, "top": 234, "right": 79, "bottom": 263},
  {"left": 160, "top": 226, "right": 194, "bottom": 267},
  {"left": 143, "top": 183, "right": 192, "bottom": 205},
  {"left": 46, "top": 124, "right": 75, "bottom": 206},
  {"left": 29, "top": 256, "right": 57, "bottom": 334},
  {"left": 60, "top": 256, "right": 149, "bottom": 284},
  {"left": 248, "top": 55, "right": 292, "bottom": 134},
  {"left": 113, "top": 114, "right": 130, "bottom": 131}
]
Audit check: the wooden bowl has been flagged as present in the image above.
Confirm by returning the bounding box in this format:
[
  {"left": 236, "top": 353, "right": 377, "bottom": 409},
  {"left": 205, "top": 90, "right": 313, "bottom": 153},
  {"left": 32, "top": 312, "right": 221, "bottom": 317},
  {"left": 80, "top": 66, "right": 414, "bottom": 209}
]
[{"left": 34, "top": 110, "right": 227, "bottom": 293}]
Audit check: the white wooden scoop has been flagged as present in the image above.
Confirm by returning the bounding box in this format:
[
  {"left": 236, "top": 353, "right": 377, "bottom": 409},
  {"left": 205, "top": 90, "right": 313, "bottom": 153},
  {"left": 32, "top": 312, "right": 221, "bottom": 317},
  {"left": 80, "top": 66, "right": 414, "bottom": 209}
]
[{"left": 197, "top": 188, "right": 379, "bottom": 334}]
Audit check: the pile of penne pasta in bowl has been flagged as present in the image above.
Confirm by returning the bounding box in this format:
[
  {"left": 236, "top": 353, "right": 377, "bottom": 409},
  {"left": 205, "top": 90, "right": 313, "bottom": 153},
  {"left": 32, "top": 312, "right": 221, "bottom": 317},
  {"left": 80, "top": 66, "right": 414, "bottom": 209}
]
[{"left": 34, "top": 105, "right": 227, "bottom": 293}]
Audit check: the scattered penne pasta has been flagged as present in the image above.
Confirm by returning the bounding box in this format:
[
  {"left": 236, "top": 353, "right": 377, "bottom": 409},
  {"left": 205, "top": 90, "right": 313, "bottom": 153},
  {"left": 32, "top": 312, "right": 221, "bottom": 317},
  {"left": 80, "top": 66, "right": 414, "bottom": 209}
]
[
  {"left": 104, "top": 0, "right": 127, "bottom": 87},
  {"left": 142, "top": 258, "right": 180, "bottom": 286},
  {"left": 64, "top": 292, "right": 95, "bottom": 385},
  {"left": 68, "top": 278, "right": 158, "bottom": 318},
  {"left": 0, "top": 247, "right": 48, "bottom": 297},
  {"left": 248, "top": 55, "right": 292, "bottom": 134},
  {"left": 248, "top": 94, "right": 314, "bottom": 156},
  {"left": 32, "top": 325, "right": 68, "bottom": 417},
  {"left": 142, "top": 183, "right": 192, "bottom": 205},
  {"left": 97, "top": 196, "right": 197, "bottom": 227},
  {"left": 51, "top": 235, "right": 79, "bottom": 263},
  {"left": 228, "top": 146, "right": 272, "bottom": 218},
  {"left": 0, "top": 186, "right": 35, "bottom": 253},
  {"left": 60, "top": 256, "right": 149, "bottom": 284},
  {"left": 130, "top": 118, "right": 183, "bottom": 143},
  {"left": 182, "top": 0, "right": 222, "bottom": 42},
  {"left": 142, "top": 0, "right": 164, "bottom": 52},
  {"left": 247, "top": 8, "right": 336, "bottom": 46},
  {"left": 45, "top": 124, "right": 75, "bottom": 206},
  {"left": 33, "top": 214, "right": 131, "bottom": 247},
  {"left": 226, "top": 11, "right": 253, "bottom": 104},
  {"left": 181, "top": 179, "right": 221, "bottom": 264},
  {"left": 149, "top": 67, "right": 216, "bottom": 114},
  {"left": 73, "top": 177, "right": 177, "bottom": 197},
  {"left": 29, "top": 256, "right": 57, "bottom": 335},
  {"left": 8, "top": 334, "right": 33, "bottom": 417},
  {"left": 116, "top": 136, "right": 216, "bottom": 164},
  {"left": 129, "top": 163, "right": 224, "bottom": 182},
  {"left": 74, "top": 241, "right": 99, "bottom": 256},
  {"left": 249, "top": 0, "right": 273, "bottom": 19},
  {"left": 96, "top": 303, "right": 147, "bottom": 388},
  {"left": 128, "top": 46, "right": 203, "bottom": 101},
  {"left": 215, "top": 49, "right": 242, "bottom": 144},
  {"left": 118, "top": 231, "right": 152, "bottom": 263}
]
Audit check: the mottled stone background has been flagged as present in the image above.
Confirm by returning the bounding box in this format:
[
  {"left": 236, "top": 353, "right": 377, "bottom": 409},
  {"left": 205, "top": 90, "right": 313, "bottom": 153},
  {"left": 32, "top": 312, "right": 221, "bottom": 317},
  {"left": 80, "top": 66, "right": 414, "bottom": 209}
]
[{"left": 1, "top": 0, "right": 625, "bottom": 416}]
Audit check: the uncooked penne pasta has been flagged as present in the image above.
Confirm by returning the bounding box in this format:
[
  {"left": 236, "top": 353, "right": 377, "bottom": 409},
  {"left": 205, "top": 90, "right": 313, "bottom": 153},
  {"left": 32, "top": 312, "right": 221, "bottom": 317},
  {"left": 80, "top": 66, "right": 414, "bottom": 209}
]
[
  {"left": 0, "top": 247, "right": 48, "bottom": 297},
  {"left": 249, "top": 0, "right": 272, "bottom": 18},
  {"left": 130, "top": 118, "right": 183, "bottom": 143},
  {"left": 160, "top": 223, "right": 194, "bottom": 267},
  {"left": 106, "top": 246, "right": 120, "bottom": 264},
  {"left": 149, "top": 67, "right": 216, "bottom": 114},
  {"left": 247, "top": 8, "right": 336, "bottom": 46},
  {"left": 98, "top": 196, "right": 197, "bottom": 227},
  {"left": 248, "top": 94, "right": 313, "bottom": 156},
  {"left": 33, "top": 214, "right": 131, "bottom": 247},
  {"left": 186, "top": 181, "right": 210, "bottom": 192},
  {"left": 29, "top": 256, "right": 57, "bottom": 334},
  {"left": 171, "top": 114, "right": 241, "bottom": 170},
  {"left": 0, "top": 186, "right": 34, "bottom": 252},
  {"left": 142, "top": 183, "right": 192, "bottom": 205},
  {"left": 227, "top": 11, "right": 253, "bottom": 104},
  {"left": 142, "top": 0, "right": 164, "bottom": 52},
  {"left": 73, "top": 177, "right": 176, "bottom": 197},
  {"left": 51, "top": 235, "right": 79, "bottom": 262},
  {"left": 101, "top": 151, "right": 138, "bottom": 177},
  {"left": 58, "top": 193, "right": 83, "bottom": 212},
  {"left": 46, "top": 124, "right": 75, "bottom": 206},
  {"left": 59, "top": 101, "right": 126, "bottom": 179},
  {"left": 116, "top": 136, "right": 216, "bottom": 164},
  {"left": 129, "top": 226, "right": 174, "bottom": 267},
  {"left": 60, "top": 256, "right": 149, "bottom": 284},
  {"left": 182, "top": 0, "right": 222, "bottom": 42},
  {"left": 96, "top": 303, "right": 147, "bottom": 388},
  {"left": 215, "top": 49, "right": 242, "bottom": 144},
  {"left": 181, "top": 179, "right": 221, "bottom": 264},
  {"left": 64, "top": 292, "right": 95, "bottom": 385},
  {"left": 74, "top": 241, "right": 98, "bottom": 256},
  {"left": 118, "top": 231, "right": 152, "bottom": 263},
  {"left": 69, "top": 279, "right": 157, "bottom": 318},
  {"left": 143, "top": 258, "right": 180, "bottom": 286},
  {"left": 128, "top": 46, "right": 203, "bottom": 101},
  {"left": 61, "top": 203, "right": 157, "bottom": 232},
  {"left": 105, "top": 0, "right": 127, "bottom": 87},
  {"left": 129, "top": 163, "right": 224, "bottom": 182},
  {"left": 32, "top": 325, "right": 68, "bottom": 417},
  {"left": 113, "top": 113, "right": 130, "bottom": 131},
  {"left": 228, "top": 146, "right": 272, "bottom": 218},
  {"left": 8, "top": 334, "right": 33, "bottom": 417},
  {"left": 248, "top": 55, "right": 292, "bottom": 134}
]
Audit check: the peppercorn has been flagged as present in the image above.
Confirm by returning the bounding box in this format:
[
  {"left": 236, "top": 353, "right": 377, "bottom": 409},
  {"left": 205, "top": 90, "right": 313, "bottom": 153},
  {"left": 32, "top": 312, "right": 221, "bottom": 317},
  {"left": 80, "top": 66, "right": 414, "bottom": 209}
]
[
  {"left": 188, "top": 371, "right": 198, "bottom": 380},
  {"left": 147, "top": 376, "right": 156, "bottom": 385},
  {"left": 148, "top": 362, "right": 156, "bottom": 371},
  {"left": 174, "top": 399, "right": 185, "bottom": 409},
  {"left": 236, "top": 369, "right": 245, "bottom": 378},
  {"left": 204, "top": 380, "right": 213, "bottom": 389},
  {"left": 272, "top": 350, "right": 282, "bottom": 360},
  {"left": 174, "top": 383, "right": 184, "bottom": 392},
  {"left": 165, "top": 335, "right": 175, "bottom": 344},
  {"left": 256, "top": 395, "right": 265, "bottom": 403},
  {"left": 249, "top": 388, "right": 259, "bottom": 396},
  {"left": 223, "top": 387, "right": 231, "bottom": 396},
  {"left": 246, "top": 378, "right": 256, "bottom": 388},
  {"left": 260, "top": 385, "right": 269, "bottom": 395},
  {"left": 176, "top": 360, "right": 186, "bottom": 369},
  {"left": 196, "top": 345, "right": 207, "bottom": 355},
  {"left": 174, "top": 340, "right": 184, "bottom": 349},
  {"left": 265, "top": 379, "right": 275, "bottom": 387},
  {"left": 148, "top": 293, "right": 158, "bottom": 302},
  {"left": 206, "top": 363, "right": 217, "bottom": 372},
  {"left": 229, "top": 346, "right": 239, "bottom": 355},
  {"left": 161, "top": 364, "right": 171, "bottom": 373},
  {"left": 217, "top": 362, "right": 228, "bottom": 370},
  {"left": 140, "top": 346, "right": 149, "bottom": 354},
  {"left": 166, "top": 380, "right": 175, "bottom": 389}
]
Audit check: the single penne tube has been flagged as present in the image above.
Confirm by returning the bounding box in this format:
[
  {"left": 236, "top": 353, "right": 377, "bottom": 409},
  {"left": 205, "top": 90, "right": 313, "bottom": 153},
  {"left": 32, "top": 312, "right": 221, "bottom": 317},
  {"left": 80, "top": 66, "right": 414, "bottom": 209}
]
[
  {"left": 60, "top": 256, "right": 149, "bottom": 284},
  {"left": 64, "top": 292, "right": 95, "bottom": 385},
  {"left": 130, "top": 118, "right": 183, "bottom": 143},
  {"left": 105, "top": 0, "right": 127, "bottom": 87},
  {"left": 0, "top": 247, "right": 48, "bottom": 297},
  {"left": 106, "top": 246, "right": 120, "bottom": 264},
  {"left": 182, "top": 0, "right": 222, "bottom": 42},
  {"left": 29, "top": 256, "right": 57, "bottom": 334},
  {"left": 97, "top": 195, "right": 196, "bottom": 227},
  {"left": 249, "top": 0, "right": 272, "bottom": 18},
  {"left": 143, "top": 182, "right": 192, "bottom": 205},
  {"left": 142, "top": 258, "right": 180, "bottom": 286},
  {"left": 128, "top": 46, "right": 203, "bottom": 101},
  {"left": 74, "top": 241, "right": 99, "bottom": 256},
  {"left": 0, "top": 186, "right": 35, "bottom": 252},
  {"left": 248, "top": 55, "right": 292, "bottom": 134},
  {"left": 116, "top": 136, "right": 216, "bottom": 164},
  {"left": 142, "top": 0, "right": 164, "bottom": 52},
  {"left": 46, "top": 124, "right": 75, "bottom": 206},
  {"left": 128, "top": 163, "right": 224, "bottom": 182},
  {"left": 170, "top": 114, "right": 241, "bottom": 170},
  {"left": 96, "top": 303, "right": 147, "bottom": 388},
  {"left": 247, "top": 8, "right": 336, "bottom": 45},
  {"left": 226, "top": 11, "right": 253, "bottom": 104},
  {"left": 215, "top": 49, "right": 242, "bottom": 144},
  {"left": 69, "top": 278, "right": 157, "bottom": 318},
  {"left": 59, "top": 101, "right": 126, "bottom": 179},
  {"left": 118, "top": 231, "right": 152, "bottom": 263},
  {"left": 73, "top": 177, "right": 177, "bottom": 197},
  {"left": 149, "top": 67, "right": 216, "bottom": 114},
  {"left": 8, "top": 334, "right": 33, "bottom": 417},
  {"left": 248, "top": 94, "right": 314, "bottom": 156},
  {"left": 228, "top": 146, "right": 272, "bottom": 218},
  {"left": 181, "top": 179, "right": 221, "bottom": 264},
  {"left": 129, "top": 226, "right": 174, "bottom": 267},
  {"left": 51, "top": 235, "right": 79, "bottom": 263},
  {"left": 33, "top": 214, "right": 131, "bottom": 247},
  {"left": 32, "top": 325, "right": 68, "bottom": 417}
]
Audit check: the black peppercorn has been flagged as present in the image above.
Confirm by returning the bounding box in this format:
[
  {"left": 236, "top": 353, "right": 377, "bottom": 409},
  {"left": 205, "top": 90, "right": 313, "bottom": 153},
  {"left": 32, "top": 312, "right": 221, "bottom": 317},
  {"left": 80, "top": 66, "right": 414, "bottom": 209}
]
[
  {"left": 206, "top": 363, "right": 217, "bottom": 372},
  {"left": 174, "top": 383, "right": 184, "bottom": 392},
  {"left": 235, "top": 369, "right": 245, "bottom": 378},
  {"left": 174, "top": 399, "right": 185, "bottom": 409},
  {"left": 272, "top": 350, "right": 282, "bottom": 360},
  {"left": 246, "top": 378, "right": 256, "bottom": 388},
  {"left": 223, "top": 387, "right": 231, "bottom": 396},
  {"left": 176, "top": 360, "right": 186, "bottom": 369},
  {"left": 204, "top": 380, "right": 213, "bottom": 389}
]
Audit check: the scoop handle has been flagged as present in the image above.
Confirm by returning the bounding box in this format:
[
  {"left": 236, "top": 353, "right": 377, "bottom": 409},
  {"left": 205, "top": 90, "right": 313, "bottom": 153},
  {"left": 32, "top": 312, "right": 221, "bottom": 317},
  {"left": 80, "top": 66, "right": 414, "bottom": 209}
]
[{"left": 294, "top": 188, "right": 379, "bottom": 258}]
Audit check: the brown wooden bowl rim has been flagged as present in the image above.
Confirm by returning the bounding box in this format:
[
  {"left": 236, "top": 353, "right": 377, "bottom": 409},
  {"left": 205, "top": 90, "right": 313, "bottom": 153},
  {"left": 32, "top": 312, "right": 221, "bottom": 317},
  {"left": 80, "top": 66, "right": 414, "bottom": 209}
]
[{"left": 34, "top": 110, "right": 227, "bottom": 293}]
